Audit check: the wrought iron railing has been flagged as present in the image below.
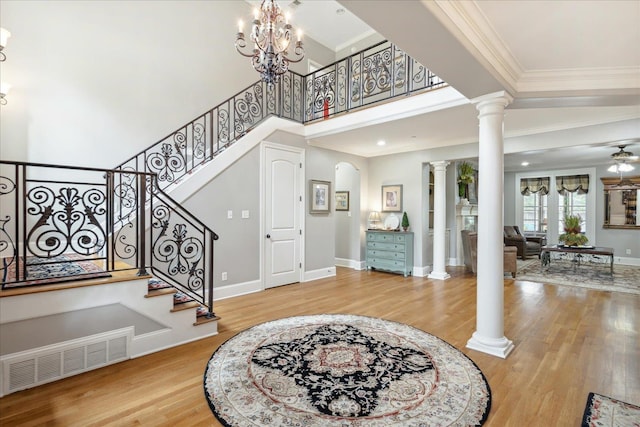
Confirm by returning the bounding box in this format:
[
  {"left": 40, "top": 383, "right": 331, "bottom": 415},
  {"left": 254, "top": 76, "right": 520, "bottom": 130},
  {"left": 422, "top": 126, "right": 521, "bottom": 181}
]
[
  {"left": 0, "top": 40, "right": 446, "bottom": 318},
  {"left": 0, "top": 161, "right": 218, "bottom": 317},
  {"left": 115, "top": 40, "right": 446, "bottom": 191}
]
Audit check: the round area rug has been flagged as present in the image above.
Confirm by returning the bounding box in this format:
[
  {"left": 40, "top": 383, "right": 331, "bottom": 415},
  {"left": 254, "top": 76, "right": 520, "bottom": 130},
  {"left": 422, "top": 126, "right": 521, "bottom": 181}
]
[{"left": 203, "top": 314, "right": 491, "bottom": 426}]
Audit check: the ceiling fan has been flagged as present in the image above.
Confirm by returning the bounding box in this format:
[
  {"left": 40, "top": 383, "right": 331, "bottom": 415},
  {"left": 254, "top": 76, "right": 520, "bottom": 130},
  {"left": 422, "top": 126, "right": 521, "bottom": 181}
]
[{"left": 608, "top": 145, "right": 638, "bottom": 173}]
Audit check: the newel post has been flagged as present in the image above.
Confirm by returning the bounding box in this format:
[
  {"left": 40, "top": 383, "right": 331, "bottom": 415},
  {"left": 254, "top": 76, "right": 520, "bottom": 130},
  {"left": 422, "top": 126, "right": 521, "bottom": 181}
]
[{"left": 137, "top": 173, "right": 149, "bottom": 276}]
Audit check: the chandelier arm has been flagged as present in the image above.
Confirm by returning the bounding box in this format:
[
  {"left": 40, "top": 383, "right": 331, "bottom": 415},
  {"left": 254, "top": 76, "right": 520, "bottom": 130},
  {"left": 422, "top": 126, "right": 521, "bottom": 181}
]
[{"left": 235, "top": 34, "right": 259, "bottom": 58}]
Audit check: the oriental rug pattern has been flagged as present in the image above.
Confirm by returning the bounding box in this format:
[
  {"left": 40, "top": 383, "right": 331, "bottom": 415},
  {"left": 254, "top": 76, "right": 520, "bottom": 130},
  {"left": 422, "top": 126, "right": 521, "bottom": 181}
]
[
  {"left": 517, "top": 259, "right": 640, "bottom": 295},
  {"left": 2, "top": 254, "right": 111, "bottom": 288},
  {"left": 581, "top": 392, "right": 640, "bottom": 427},
  {"left": 203, "top": 314, "right": 491, "bottom": 426}
]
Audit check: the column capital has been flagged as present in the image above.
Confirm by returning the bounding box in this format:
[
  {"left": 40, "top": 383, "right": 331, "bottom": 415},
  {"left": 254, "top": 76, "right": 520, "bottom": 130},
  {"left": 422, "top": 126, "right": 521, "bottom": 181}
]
[
  {"left": 430, "top": 160, "right": 450, "bottom": 171},
  {"left": 471, "top": 90, "right": 514, "bottom": 113}
]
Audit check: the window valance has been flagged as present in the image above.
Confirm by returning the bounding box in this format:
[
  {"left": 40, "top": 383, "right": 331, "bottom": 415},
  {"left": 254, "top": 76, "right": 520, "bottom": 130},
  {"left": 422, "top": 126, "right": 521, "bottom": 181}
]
[
  {"left": 556, "top": 174, "right": 589, "bottom": 195},
  {"left": 520, "top": 177, "right": 550, "bottom": 195}
]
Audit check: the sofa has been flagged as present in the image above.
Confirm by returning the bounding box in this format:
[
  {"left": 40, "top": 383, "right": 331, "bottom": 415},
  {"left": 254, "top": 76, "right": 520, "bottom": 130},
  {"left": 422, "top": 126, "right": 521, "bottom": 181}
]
[
  {"left": 503, "top": 225, "right": 546, "bottom": 260},
  {"left": 461, "top": 230, "right": 518, "bottom": 278}
]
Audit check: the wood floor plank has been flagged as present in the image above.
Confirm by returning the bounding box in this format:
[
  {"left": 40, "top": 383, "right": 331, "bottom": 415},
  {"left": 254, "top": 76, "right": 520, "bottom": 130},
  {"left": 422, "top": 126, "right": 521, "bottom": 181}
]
[{"left": 0, "top": 266, "right": 638, "bottom": 426}]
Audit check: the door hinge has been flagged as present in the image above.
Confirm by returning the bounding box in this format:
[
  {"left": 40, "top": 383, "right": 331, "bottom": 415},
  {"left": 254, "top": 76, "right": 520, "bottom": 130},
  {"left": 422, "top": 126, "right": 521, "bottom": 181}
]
[
  {"left": 299, "top": 195, "right": 302, "bottom": 202},
  {"left": 299, "top": 162, "right": 302, "bottom": 168},
  {"left": 299, "top": 262, "right": 302, "bottom": 268},
  {"left": 299, "top": 229, "right": 302, "bottom": 235}
]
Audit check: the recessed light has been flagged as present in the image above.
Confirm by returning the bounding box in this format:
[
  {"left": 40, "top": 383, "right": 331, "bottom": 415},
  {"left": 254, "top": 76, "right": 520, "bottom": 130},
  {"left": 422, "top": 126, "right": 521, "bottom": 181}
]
[
  {"left": 521, "top": 161, "right": 529, "bottom": 167},
  {"left": 377, "top": 140, "right": 386, "bottom": 146},
  {"left": 336, "top": 8, "right": 345, "bottom": 15}
]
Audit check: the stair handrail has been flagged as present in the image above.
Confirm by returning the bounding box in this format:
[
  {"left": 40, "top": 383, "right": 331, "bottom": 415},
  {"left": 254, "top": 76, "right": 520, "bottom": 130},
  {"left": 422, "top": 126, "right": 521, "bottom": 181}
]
[
  {"left": 113, "top": 40, "right": 446, "bottom": 192},
  {"left": 0, "top": 160, "right": 218, "bottom": 318}
]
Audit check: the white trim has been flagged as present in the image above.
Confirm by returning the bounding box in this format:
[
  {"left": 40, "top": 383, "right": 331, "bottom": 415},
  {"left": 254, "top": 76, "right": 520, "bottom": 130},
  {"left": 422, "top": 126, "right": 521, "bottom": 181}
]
[
  {"left": 428, "top": 271, "right": 451, "bottom": 280},
  {"left": 412, "top": 266, "right": 430, "bottom": 277},
  {"left": 466, "top": 332, "right": 515, "bottom": 359},
  {"left": 334, "top": 258, "right": 365, "bottom": 270},
  {"left": 304, "top": 266, "right": 336, "bottom": 282},
  {"left": 213, "top": 279, "right": 263, "bottom": 301}
]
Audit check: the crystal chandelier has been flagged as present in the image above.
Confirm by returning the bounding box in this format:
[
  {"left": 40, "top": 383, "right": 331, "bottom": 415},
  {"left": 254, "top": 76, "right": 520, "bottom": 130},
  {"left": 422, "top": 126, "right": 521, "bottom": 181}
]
[{"left": 235, "top": 0, "right": 305, "bottom": 86}]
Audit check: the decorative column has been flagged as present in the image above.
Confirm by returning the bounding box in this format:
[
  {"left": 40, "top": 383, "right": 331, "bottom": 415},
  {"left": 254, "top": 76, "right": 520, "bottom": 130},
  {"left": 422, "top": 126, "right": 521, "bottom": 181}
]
[
  {"left": 428, "top": 161, "right": 450, "bottom": 280},
  {"left": 466, "top": 91, "right": 514, "bottom": 358}
]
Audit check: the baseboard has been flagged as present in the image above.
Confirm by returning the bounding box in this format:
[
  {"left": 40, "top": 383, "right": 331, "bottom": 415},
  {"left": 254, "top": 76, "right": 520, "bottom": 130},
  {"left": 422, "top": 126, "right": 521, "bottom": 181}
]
[
  {"left": 615, "top": 256, "right": 640, "bottom": 266},
  {"left": 334, "top": 258, "right": 365, "bottom": 270},
  {"left": 412, "top": 266, "right": 430, "bottom": 277},
  {"left": 304, "top": 267, "right": 336, "bottom": 282},
  {"left": 213, "top": 279, "right": 263, "bottom": 301}
]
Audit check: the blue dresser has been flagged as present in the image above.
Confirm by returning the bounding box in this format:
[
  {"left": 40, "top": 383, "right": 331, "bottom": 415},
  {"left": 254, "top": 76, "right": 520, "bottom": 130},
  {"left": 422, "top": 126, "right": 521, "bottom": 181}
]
[{"left": 365, "top": 231, "right": 414, "bottom": 277}]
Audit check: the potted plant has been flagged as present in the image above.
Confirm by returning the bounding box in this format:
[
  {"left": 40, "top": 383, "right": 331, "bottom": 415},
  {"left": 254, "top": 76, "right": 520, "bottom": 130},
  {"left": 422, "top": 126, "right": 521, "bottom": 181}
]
[
  {"left": 402, "top": 211, "right": 409, "bottom": 231},
  {"left": 558, "top": 214, "right": 589, "bottom": 246},
  {"left": 458, "top": 161, "right": 474, "bottom": 200}
]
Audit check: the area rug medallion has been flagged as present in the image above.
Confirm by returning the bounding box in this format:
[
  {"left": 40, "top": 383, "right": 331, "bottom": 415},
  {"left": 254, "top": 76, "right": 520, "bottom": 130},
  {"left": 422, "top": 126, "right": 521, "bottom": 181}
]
[{"left": 203, "top": 314, "right": 491, "bottom": 426}]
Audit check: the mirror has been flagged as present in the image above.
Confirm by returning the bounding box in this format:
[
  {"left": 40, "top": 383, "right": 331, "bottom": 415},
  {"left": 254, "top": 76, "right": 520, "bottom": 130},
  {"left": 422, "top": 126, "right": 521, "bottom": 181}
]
[{"left": 601, "top": 176, "right": 640, "bottom": 229}]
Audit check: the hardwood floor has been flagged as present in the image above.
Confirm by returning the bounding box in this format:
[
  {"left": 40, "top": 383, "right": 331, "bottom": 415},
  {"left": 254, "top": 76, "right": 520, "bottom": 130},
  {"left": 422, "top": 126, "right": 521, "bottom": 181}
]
[{"left": 1, "top": 266, "right": 638, "bottom": 426}]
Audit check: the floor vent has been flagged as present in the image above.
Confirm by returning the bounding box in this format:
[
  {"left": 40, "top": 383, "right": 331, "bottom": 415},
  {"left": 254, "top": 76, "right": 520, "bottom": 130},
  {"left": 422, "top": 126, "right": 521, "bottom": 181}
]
[{"left": 1, "top": 327, "right": 133, "bottom": 397}]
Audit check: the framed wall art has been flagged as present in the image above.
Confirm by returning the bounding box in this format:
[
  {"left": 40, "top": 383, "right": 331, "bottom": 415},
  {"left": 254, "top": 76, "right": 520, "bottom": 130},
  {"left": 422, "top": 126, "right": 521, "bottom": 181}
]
[
  {"left": 335, "top": 191, "right": 349, "bottom": 211},
  {"left": 310, "top": 180, "right": 331, "bottom": 213},
  {"left": 381, "top": 184, "right": 402, "bottom": 212}
]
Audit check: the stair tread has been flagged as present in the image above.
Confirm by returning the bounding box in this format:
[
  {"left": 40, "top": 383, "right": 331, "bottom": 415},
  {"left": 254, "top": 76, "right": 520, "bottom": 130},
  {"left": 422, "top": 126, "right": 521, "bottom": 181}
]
[
  {"left": 145, "top": 288, "right": 177, "bottom": 298},
  {"left": 170, "top": 301, "right": 200, "bottom": 312},
  {"left": 193, "top": 315, "right": 221, "bottom": 326}
]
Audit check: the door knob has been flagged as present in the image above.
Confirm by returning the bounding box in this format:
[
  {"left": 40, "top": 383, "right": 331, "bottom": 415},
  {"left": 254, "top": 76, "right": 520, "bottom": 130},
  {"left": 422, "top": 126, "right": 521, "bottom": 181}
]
[{"left": 266, "top": 234, "right": 271, "bottom": 238}]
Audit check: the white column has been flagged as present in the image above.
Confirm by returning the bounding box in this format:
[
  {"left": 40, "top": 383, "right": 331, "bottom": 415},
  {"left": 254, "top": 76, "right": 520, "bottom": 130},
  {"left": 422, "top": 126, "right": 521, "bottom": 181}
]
[
  {"left": 466, "top": 91, "right": 514, "bottom": 358},
  {"left": 428, "top": 161, "right": 450, "bottom": 280}
]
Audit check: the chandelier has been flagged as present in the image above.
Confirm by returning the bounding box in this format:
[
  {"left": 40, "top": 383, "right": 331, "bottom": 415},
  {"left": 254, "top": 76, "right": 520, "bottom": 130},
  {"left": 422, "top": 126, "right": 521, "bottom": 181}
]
[{"left": 235, "top": 0, "right": 305, "bottom": 86}]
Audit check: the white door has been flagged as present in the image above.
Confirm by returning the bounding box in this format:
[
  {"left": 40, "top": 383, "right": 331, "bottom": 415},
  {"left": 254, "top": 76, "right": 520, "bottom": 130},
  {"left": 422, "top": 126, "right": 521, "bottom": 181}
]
[{"left": 265, "top": 146, "right": 302, "bottom": 288}]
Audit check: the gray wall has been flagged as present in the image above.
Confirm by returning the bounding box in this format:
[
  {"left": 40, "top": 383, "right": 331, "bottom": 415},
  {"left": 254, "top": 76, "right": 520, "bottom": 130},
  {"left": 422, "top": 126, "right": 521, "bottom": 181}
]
[
  {"left": 335, "top": 162, "right": 361, "bottom": 262},
  {"left": 181, "top": 146, "right": 261, "bottom": 288}
]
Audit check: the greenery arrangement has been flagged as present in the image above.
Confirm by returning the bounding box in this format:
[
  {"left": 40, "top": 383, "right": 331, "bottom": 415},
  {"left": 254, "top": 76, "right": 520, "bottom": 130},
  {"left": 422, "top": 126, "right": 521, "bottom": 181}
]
[
  {"left": 558, "top": 214, "right": 589, "bottom": 246},
  {"left": 458, "top": 161, "right": 474, "bottom": 199},
  {"left": 402, "top": 212, "right": 409, "bottom": 231}
]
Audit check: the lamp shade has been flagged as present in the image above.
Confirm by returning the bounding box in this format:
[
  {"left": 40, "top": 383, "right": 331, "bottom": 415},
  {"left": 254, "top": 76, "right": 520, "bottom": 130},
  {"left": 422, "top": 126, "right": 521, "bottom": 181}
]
[
  {"left": 368, "top": 211, "right": 381, "bottom": 229},
  {"left": 0, "top": 28, "right": 10, "bottom": 49}
]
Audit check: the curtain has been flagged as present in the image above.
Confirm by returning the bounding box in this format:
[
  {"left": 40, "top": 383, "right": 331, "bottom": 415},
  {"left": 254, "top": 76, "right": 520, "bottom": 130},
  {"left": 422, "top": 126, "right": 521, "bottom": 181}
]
[
  {"left": 556, "top": 174, "right": 589, "bottom": 195},
  {"left": 520, "top": 177, "right": 550, "bottom": 196}
]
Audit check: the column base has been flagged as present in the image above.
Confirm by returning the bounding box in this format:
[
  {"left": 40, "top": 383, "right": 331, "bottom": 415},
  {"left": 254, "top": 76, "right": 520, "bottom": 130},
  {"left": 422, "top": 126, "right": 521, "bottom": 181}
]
[
  {"left": 466, "top": 331, "right": 514, "bottom": 359},
  {"left": 427, "top": 271, "right": 450, "bottom": 280}
]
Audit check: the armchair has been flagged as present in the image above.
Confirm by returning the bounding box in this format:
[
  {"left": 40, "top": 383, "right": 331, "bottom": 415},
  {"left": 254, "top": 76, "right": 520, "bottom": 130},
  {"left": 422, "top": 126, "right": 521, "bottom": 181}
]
[
  {"left": 461, "top": 230, "right": 518, "bottom": 278},
  {"left": 503, "top": 225, "right": 546, "bottom": 260}
]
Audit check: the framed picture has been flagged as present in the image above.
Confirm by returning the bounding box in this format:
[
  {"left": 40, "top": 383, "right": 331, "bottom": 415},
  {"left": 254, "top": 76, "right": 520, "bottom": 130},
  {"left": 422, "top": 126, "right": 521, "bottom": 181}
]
[
  {"left": 381, "top": 184, "right": 403, "bottom": 212},
  {"left": 335, "top": 191, "right": 349, "bottom": 211},
  {"left": 310, "top": 180, "right": 331, "bottom": 213}
]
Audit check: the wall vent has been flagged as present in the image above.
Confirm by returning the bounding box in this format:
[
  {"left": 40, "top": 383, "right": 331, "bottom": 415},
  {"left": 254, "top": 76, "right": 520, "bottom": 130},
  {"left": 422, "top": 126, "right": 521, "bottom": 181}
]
[{"left": 1, "top": 327, "right": 133, "bottom": 397}]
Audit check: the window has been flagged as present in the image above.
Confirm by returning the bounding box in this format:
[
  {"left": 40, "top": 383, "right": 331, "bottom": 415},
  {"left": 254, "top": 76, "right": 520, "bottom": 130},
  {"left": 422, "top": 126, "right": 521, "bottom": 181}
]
[
  {"left": 520, "top": 177, "right": 549, "bottom": 232},
  {"left": 556, "top": 174, "right": 589, "bottom": 232},
  {"left": 523, "top": 192, "right": 547, "bottom": 232},
  {"left": 558, "top": 191, "right": 587, "bottom": 231}
]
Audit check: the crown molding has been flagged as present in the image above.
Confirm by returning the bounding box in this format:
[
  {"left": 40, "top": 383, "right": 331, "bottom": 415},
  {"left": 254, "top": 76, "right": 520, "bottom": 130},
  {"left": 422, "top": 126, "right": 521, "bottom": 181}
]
[
  {"left": 425, "top": 0, "right": 522, "bottom": 94},
  {"left": 517, "top": 66, "right": 640, "bottom": 94},
  {"left": 423, "top": 0, "right": 640, "bottom": 97}
]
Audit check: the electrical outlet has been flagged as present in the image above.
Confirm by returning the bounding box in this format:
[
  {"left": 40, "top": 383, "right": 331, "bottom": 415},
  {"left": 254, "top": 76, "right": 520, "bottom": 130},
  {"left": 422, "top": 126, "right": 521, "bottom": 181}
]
[
  {"left": 242, "top": 210, "right": 249, "bottom": 219},
  {"left": 221, "top": 272, "right": 227, "bottom": 281},
  {"left": 227, "top": 210, "right": 233, "bottom": 219},
  {"left": 626, "top": 249, "right": 632, "bottom": 255}
]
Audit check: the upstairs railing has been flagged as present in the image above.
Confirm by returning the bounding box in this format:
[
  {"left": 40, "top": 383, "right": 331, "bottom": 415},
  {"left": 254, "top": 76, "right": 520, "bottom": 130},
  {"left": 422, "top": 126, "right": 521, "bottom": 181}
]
[
  {"left": 115, "top": 40, "right": 446, "bottom": 191},
  {"left": 0, "top": 161, "right": 218, "bottom": 317},
  {"left": 0, "top": 41, "right": 446, "bottom": 317}
]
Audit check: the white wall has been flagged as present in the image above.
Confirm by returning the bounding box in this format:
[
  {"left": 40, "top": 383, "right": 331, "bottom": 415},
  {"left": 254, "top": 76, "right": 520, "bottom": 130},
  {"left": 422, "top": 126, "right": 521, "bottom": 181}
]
[{"left": 0, "top": 1, "right": 333, "bottom": 167}]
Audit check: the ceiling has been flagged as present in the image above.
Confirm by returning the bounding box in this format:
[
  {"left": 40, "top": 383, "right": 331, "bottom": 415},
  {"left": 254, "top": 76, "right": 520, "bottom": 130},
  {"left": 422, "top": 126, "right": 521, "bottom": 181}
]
[{"left": 258, "top": 1, "right": 640, "bottom": 171}]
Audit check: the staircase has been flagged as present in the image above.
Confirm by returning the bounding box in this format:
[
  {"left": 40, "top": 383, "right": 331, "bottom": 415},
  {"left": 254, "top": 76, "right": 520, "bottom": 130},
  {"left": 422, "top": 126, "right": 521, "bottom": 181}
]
[{"left": 0, "top": 39, "right": 447, "bottom": 395}]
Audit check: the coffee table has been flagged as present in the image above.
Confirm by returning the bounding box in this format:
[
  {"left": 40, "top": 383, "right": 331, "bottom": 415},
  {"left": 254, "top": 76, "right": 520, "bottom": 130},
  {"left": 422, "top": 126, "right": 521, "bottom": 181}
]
[{"left": 540, "top": 245, "right": 614, "bottom": 274}]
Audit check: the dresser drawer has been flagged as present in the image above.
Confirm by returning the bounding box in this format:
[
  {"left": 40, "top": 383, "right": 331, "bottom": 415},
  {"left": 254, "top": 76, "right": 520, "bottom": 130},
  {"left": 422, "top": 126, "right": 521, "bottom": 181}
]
[
  {"left": 367, "top": 249, "right": 405, "bottom": 260},
  {"left": 366, "top": 241, "right": 405, "bottom": 252},
  {"left": 365, "top": 231, "right": 413, "bottom": 277}
]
